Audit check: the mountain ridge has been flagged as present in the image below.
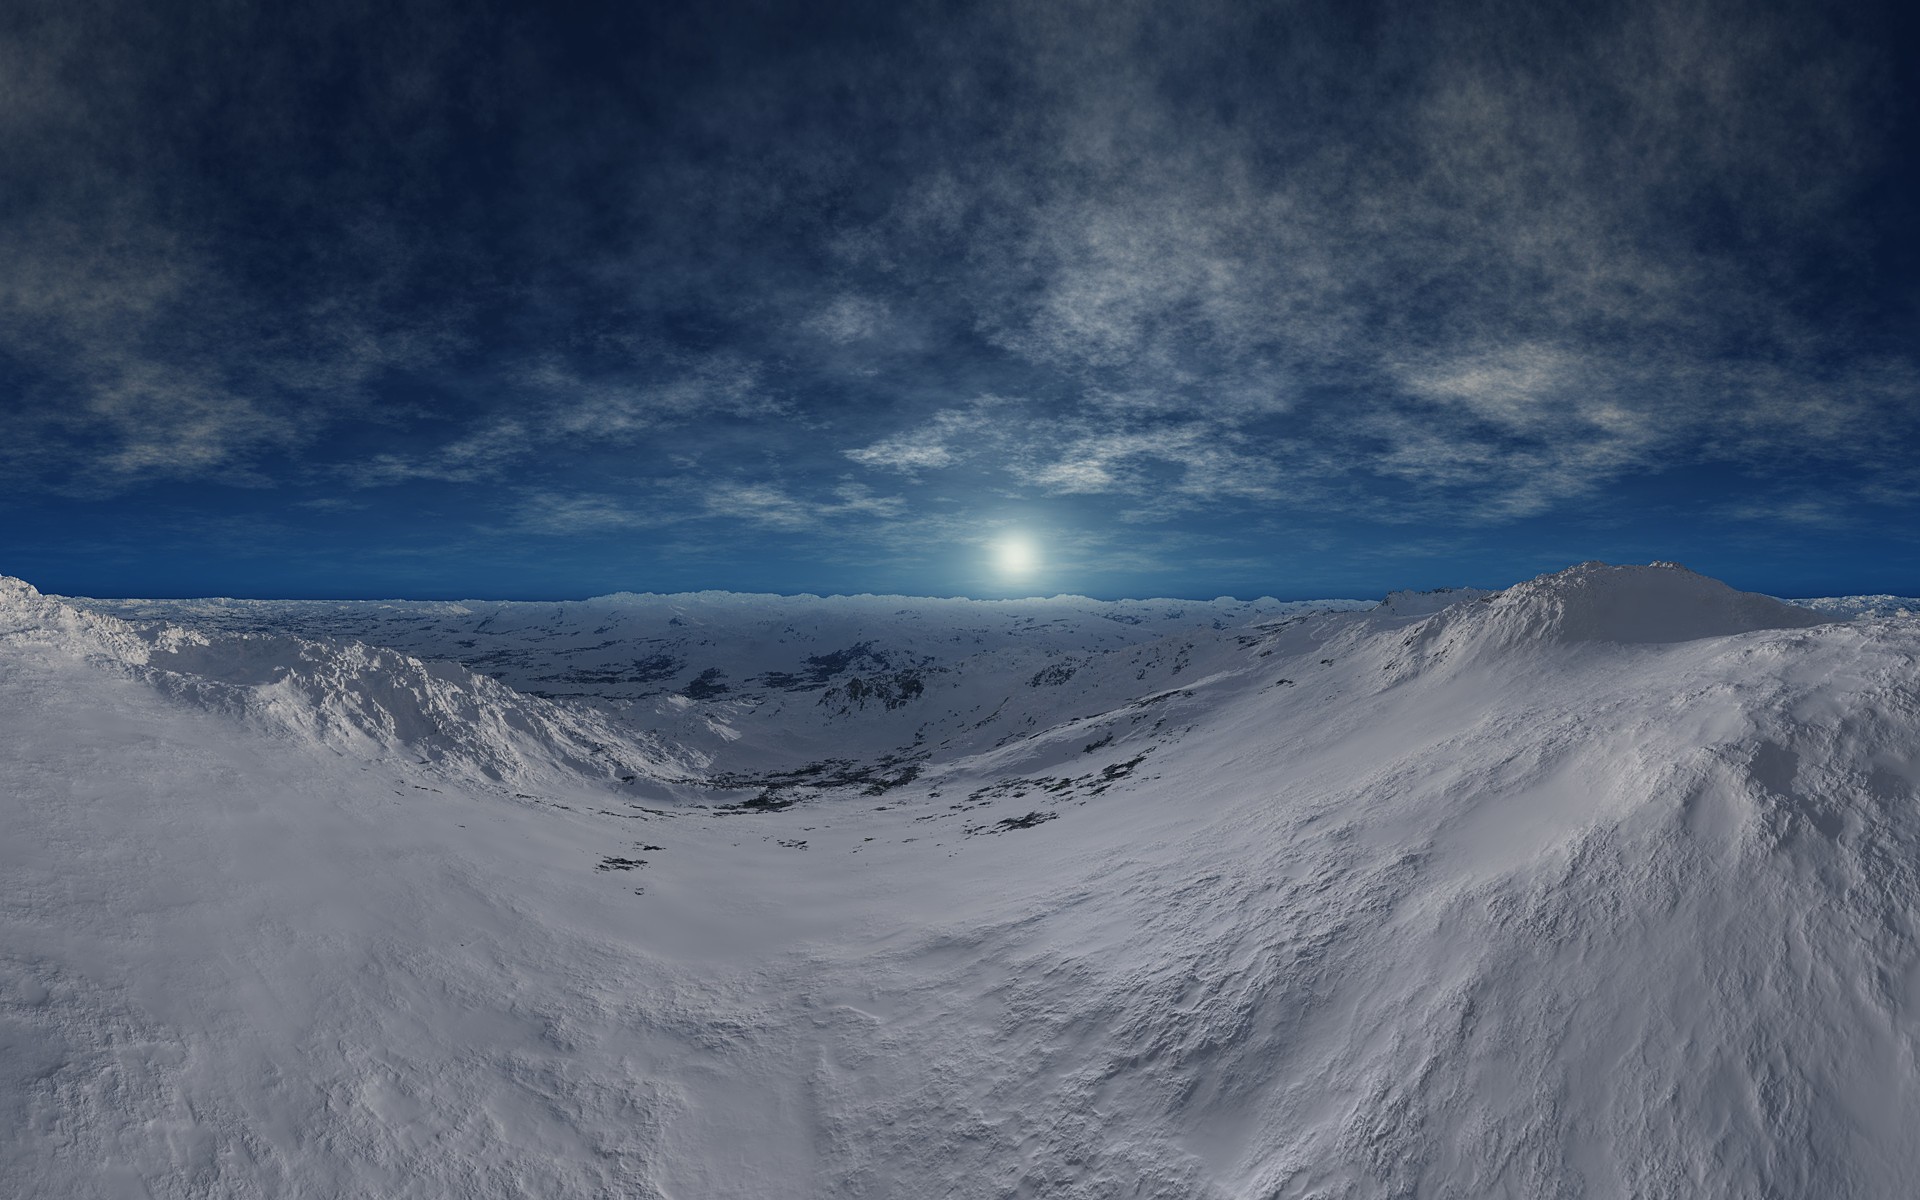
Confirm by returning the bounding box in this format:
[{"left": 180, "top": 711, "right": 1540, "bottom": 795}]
[{"left": 6, "top": 561, "right": 1920, "bottom": 1197}]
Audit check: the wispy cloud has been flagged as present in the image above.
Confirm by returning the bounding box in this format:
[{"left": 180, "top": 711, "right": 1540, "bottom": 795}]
[
  {"left": 513, "top": 491, "right": 671, "bottom": 535},
  {"left": 0, "top": 3, "right": 475, "bottom": 494},
  {"left": 3, "top": 0, "right": 1915, "bottom": 577},
  {"left": 811, "top": 0, "right": 1918, "bottom": 522},
  {"left": 342, "top": 351, "right": 786, "bottom": 487},
  {"left": 702, "top": 480, "right": 906, "bottom": 530}
]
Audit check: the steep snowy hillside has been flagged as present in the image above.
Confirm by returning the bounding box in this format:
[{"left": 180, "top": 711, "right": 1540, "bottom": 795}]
[{"left": 9, "top": 561, "right": 1920, "bottom": 1198}]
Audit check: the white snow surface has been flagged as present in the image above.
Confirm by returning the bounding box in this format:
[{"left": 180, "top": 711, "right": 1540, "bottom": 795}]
[
  {"left": 1791, "top": 593, "right": 1920, "bottom": 619},
  {"left": 8, "top": 561, "right": 1920, "bottom": 1197},
  {"left": 1372, "top": 586, "right": 1496, "bottom": 617}
]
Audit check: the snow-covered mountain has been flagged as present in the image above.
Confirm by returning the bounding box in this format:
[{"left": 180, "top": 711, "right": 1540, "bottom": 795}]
[
  {"left": 72, "top": 589, "right": 1370, "bottom": 776},
  {"left": 8, "top": 561, "right": 1920, "bottom": 1197},
  {"left": 1, "top": 575, "right": 696, "bottom": 793},
  {"left": 1791, "top": 592, "right": 1920, "bottom": 619}
]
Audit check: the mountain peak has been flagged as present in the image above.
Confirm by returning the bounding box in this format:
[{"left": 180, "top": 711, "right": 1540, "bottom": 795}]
[
  {"left": 1471, "top": 561, "right": 1827, "bottom": 645},
  {"left": 0, "top": 573, "right": 42, "bottom": 603}
]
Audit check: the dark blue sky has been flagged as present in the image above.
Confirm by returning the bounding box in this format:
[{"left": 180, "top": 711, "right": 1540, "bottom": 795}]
[{"left": 4, "top": 0, "right": 1919, "bottom": 600}]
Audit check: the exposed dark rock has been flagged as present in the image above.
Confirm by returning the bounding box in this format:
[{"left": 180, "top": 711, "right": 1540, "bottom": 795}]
[{"left": 683, "top": 667, "right": 730, "bottom": 699}]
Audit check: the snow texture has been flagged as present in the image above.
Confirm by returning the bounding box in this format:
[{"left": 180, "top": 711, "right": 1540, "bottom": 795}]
[
  {"left": 1791, "top": 593, "right": 1920, "bottom": 619},
  {"left": 6, "top": 561, "right": 1920, "bottom": 1198}
]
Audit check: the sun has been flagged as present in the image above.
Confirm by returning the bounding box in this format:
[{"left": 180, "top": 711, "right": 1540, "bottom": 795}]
[{"left": 994, "top": 533, "right": 1039, "bottom": 578}]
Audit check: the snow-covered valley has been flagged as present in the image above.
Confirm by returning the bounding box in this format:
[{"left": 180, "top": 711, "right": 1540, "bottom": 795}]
[{"left": 7, "top": 562, "right": 1920, "bottom": 1197}]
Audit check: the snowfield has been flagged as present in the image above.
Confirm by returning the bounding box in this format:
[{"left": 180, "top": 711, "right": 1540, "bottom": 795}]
[{"left": 6, "top": 562, "right": 1920, "bottom": 1197}]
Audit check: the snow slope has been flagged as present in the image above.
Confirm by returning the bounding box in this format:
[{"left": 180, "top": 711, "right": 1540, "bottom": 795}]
[
  {"left": 9, "top": 561, "right": 1920, "bottom": 1197},
  {"left": 4, "top": 576, "right": 695, "bottom": 792},
  {"left": 72, "top": 589, "right": 1369, "bottom": 775}
]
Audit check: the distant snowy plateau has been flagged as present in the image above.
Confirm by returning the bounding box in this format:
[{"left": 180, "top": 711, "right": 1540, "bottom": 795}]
[{"left": 8, "top": 561, "right": 1920, "bottom": 1199}]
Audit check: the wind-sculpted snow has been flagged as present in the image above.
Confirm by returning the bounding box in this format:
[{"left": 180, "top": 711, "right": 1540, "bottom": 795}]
[
  {"left": 70, "top": 588, "right": 1371, "bottom": 775},
  {"left": 6, "top": 563, "right": 1920, "bottom": 1198},
  {"left": 141, "top": 635, "right": 699, "bottom": 790},
  {"left": 1792, "top": 593, "right": 1920, "bottom": 619},
  {"left": 1, "top": 577, "right": 695, "bottom": 792}
]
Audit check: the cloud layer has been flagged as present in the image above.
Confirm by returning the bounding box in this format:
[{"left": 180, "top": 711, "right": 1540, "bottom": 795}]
[{"left": 2, "top": 0, "right": 1916, "bottom": 593}]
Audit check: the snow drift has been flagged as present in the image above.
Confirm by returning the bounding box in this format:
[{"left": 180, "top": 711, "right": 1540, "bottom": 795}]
[{"left": 6, "top": 562, "right": 1919, "bottom": 1199}]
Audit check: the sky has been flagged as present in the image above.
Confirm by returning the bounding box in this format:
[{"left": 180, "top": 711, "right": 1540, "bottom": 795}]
[{"left": 3, "top": 0, "right": 1919, "bottom": 601}]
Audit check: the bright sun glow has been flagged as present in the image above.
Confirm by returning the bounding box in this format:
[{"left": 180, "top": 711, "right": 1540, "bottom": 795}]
[{"left": 994, "top": 534, "right": 1039, "bottom": 578}]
